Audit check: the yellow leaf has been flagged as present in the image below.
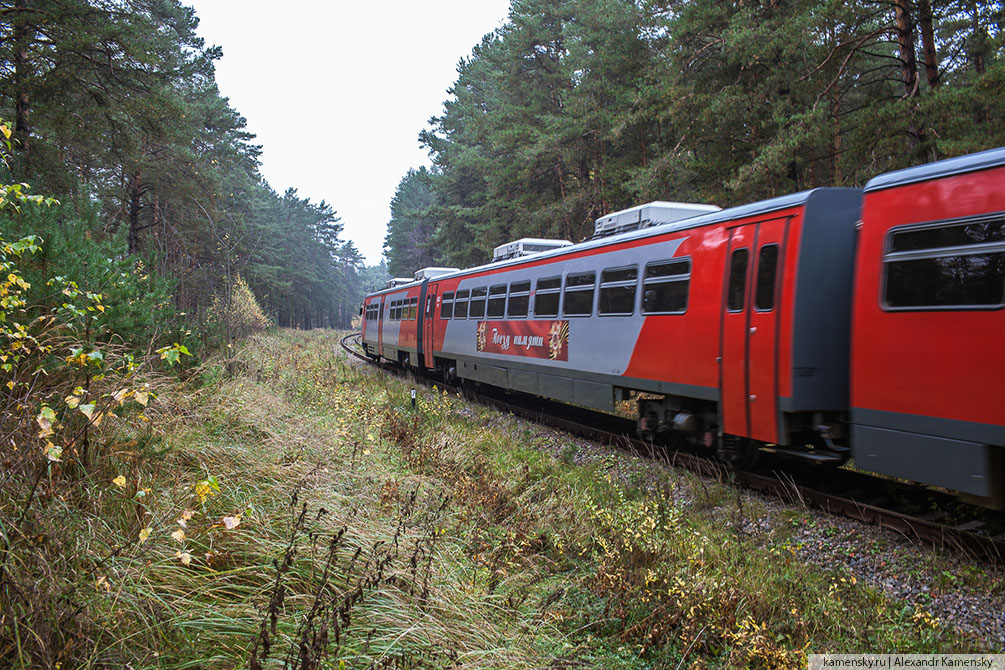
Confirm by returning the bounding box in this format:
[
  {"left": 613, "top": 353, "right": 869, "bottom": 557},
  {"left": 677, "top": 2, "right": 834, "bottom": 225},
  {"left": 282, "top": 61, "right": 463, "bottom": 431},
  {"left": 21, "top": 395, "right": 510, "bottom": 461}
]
[
  {"left": 134, "top": 390, "right": 149, "bottom": 406},
  {"left": 0, "top": 124, "right": 10, "bottom": 139},
  {"left": 36, "top": 407, "right": 55, "bottom": 438},
  {"left": 112, "top": 389, "right": 128, "bottom": 404},
  {"left": 180, "top": 509, "right": 195, "bottom": 521},
  {"left": 112, "top": 475, "right": 127, "bottom": 488},
  {"left": 43, "top": 441, "right": 62, "bottom": 462},
  {"left": 5, "top": 381, "right": 12, "bottom": 391},
  {"left": 176, "top": 551, "right": 192, "bottom": 566},
  {"left": 170, "top": 529, "right": 186, "bottom": 543},
  {"left": 138, "top": 527, "right": 151, "bottom": 543},
  {"left": 65, "top": 395, "right": 80, "bottom": 409},
  {"left": 222, "top": 515, "right": 241, "bottom": 530}
]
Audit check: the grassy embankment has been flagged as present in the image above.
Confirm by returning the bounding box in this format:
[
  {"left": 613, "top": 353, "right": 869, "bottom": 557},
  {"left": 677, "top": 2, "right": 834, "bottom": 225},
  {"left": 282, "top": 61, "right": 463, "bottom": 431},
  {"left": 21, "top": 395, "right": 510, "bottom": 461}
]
[{"left": 20, "top": 328, "right": 993, "bottom": 668}]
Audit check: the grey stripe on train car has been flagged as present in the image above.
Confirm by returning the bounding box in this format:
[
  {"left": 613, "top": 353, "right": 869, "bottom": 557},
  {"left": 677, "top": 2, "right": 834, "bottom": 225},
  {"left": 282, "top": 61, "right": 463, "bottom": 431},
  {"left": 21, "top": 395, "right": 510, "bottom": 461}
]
[
  {"left": 851, "top": 424, "right": 994, "bottom": 498},
  {"left": 852, "top": 407, "right": 1005, "bottom": 446}
]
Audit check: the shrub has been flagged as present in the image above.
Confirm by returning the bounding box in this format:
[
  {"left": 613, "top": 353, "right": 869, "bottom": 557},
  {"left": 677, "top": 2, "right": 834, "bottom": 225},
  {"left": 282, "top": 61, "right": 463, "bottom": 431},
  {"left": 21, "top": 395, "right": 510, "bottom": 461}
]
[{"left": 207, "top": 274, "right": 271, "bottom": 344}]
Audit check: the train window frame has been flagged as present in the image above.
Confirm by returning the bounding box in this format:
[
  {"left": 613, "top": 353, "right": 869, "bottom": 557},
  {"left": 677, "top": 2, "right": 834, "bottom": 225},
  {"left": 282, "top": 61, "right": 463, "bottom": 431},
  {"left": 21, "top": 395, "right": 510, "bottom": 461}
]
[
  {"left": 562, "top": 271, "right": 596, "bottom": 317},
  {"left": 881, "top": 212, "right": 1005, "bottom": 311},
  {"left": 507, "top": 280, "right": 531, "bottom": 318},
  {"left": 487, "top": 284, "right": 507, "bottom": 319},
  {"left": 534, "top": 276, "right": 562, "bottom": 317},
  {"left": 726, "top": 249, "right": 749, "bottom": 313},
  {"left": 409, "top": 296, "right": 418, "bottom": 320},
  {"left": 469, "top": 286, "right": 487, "bottom": 319},
  {"left": 599, "top": 265, "right": 638, "bottom": 316},
  {"left": 754, "top": 244, "right": 779, "bottom": 312},
  {"left": 642, "top": 258, "right": 691, "bottom": 315},
  {"left": 440, "top": 292, "right": 454, "bottom": 319},
  {"left": 453, "top": 289, "right": 470, "bottom": 319}
]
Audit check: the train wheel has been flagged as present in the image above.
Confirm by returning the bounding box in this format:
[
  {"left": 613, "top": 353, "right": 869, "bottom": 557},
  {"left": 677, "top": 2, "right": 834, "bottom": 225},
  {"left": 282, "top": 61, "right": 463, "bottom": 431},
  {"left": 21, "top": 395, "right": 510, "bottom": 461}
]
[{"left": 717, "top": 435, "right": 760, "bottom": 469}]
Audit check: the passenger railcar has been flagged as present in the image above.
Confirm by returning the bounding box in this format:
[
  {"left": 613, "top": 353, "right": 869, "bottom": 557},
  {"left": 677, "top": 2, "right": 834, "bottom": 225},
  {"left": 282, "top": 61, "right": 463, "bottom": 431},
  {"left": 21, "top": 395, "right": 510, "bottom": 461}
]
[
  {"left": 361, "top": 283, "right": 423, "bottom": 365},
  {"left": 850, "top": 148, "right": 1005, "bottom": 504},
  {"left": 362, "top": 147, "right": 1005, "bottom": 505}
]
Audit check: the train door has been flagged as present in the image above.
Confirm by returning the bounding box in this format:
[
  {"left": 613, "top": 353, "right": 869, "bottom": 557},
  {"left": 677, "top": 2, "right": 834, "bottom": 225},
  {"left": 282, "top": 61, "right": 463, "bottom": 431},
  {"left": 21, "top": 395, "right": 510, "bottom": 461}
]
[
  {"left": 423, "top": 286, "right": 437, "bottom": 369},
  {"left": 378, "top": 296, "right": 386, "bottom": 358},
  {"left": 720, "top": 217, "right": 788, "bottom": 443}
]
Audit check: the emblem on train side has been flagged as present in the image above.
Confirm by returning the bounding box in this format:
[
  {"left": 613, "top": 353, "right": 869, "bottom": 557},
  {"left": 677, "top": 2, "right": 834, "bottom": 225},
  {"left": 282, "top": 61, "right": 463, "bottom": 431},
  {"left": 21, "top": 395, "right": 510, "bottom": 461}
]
[{"left": 475, "top": 320, "right": 569, "bottom": 361}]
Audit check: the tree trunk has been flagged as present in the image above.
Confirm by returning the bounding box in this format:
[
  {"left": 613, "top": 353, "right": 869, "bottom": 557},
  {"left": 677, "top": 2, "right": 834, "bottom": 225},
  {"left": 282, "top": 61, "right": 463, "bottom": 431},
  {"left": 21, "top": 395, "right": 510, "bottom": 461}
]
[
  {"left": 917, "top": 0, "right": 939, "bottom": 89},
  {"left": 893, "top": 0, "right": 919, "bottom": 99},
  {"left": 831, "top": 89, "right": 842, "bottom": 185},
  {"left": 893, "top": 0, "right": 923, "bottom": 151},
  {"left": 968, "top": 0, "right": 986, "bottom": 77},
  {"left": 127, "top": 171, "right": 144, "bottom": 254},
  {"left": 13, "top": 0, "right": 32, "bottom": 167}
]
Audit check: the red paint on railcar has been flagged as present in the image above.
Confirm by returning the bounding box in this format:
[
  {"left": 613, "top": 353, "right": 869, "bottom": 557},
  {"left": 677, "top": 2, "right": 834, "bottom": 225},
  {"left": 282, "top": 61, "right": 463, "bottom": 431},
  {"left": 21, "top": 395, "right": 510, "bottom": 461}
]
[{"left": 852, "top": 164, "right": 1005, "bottom": 427}]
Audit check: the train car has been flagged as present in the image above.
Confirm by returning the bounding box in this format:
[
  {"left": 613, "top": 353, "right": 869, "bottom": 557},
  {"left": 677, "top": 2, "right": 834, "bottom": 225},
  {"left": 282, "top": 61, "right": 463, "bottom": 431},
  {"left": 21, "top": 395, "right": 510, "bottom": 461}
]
[
  {"left": 418, "top": 189, "right": 863, "bottom": 464},
  {"left": 850, "top": 148, "right": 1005, "bottom": 506},
  {"left": 361, "top": 282, "right": 424, "bottom": 365}
]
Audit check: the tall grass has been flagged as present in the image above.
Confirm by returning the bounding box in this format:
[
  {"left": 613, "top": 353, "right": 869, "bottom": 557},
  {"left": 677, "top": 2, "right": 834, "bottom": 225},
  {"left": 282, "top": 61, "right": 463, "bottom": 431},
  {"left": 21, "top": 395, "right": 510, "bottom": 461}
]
[{"left": 2, "top": 327, "right": 991, "bottom": 669}]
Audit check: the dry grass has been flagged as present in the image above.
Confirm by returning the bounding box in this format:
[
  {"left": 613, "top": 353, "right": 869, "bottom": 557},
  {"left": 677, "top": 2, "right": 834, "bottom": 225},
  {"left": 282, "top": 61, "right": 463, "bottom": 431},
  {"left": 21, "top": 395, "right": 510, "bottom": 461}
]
[{"left": 1, "top": 328, "right": 986, "bottom": 669}]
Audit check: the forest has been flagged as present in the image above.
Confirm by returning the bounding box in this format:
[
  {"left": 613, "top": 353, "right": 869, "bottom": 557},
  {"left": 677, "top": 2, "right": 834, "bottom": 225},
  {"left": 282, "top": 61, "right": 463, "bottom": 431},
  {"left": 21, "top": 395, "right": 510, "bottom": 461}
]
[
  {"left": 0, "top": 0, "right": 382, "bottom": 338},
  {"left": 385, "top": 0, "right": 1004, "bottom": 274}
]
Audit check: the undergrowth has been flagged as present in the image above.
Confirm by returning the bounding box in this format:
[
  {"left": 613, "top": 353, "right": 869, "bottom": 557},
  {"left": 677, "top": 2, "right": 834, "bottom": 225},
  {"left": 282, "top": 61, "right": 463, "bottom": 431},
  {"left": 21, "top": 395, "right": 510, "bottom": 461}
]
[{"left": 2, "top": 327, "right": 987, "bottom": 668}]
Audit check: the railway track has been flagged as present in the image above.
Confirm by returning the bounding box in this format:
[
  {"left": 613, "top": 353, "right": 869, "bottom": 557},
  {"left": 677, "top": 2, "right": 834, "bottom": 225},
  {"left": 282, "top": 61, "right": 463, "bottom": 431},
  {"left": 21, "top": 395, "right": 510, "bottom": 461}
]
[{"left": 339, "top": 332, "right": 1005, "bottom": 566}]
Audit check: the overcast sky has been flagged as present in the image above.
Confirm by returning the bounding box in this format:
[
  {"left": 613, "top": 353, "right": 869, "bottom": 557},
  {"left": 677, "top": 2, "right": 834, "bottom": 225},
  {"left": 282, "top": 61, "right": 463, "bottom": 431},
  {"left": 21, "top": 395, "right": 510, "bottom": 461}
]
[{"left": 186, "top": 0, "right": 512, "bottom": 264}]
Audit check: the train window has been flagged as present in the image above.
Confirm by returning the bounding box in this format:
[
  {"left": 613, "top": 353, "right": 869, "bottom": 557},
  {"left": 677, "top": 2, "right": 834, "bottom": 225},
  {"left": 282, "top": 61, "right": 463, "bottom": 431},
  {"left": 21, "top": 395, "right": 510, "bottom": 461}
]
[
  {"left": 441, "top": 292, "right": 454, "bottom": 319},
  {"left": 755, "top": 245, "right": 779, "bottom": 311},
  {"left": 884, "top": 215, "right": 1005, "bottom": 309},
  {"left": 391, "top": 300, "right": 399, "bottom": 321},
  {"left": 599, "top": 266, "right": 638, "bottom": 315},
  {"left": 890, "top": 219, "right": 1004, "bottom": 252},
  {"left": 563, "top": 271, "right": 595, "bottom": 316},
  {"left": 508, "top": 281, "right": 531, "bottom": 318},
  {"left": 643, "top": 259, "right": 690, "bottom": 314},
  {"left": 453, "top": 289, "right": 470, "bottom": 319},
  {"left": 409, "top": 297, "right": 418, "bottom": 320},
  {"left": 469, "top": 287, "right": 487, "bottom": 318},
  {"left": 535, "top": 276, "right": 561, "bottom": 317},
  {"left": 727, "top": 250, "right": 749, "bottom": 312},
  {"left": 487, "top": 284, "right": 507, "bottom": 318}
]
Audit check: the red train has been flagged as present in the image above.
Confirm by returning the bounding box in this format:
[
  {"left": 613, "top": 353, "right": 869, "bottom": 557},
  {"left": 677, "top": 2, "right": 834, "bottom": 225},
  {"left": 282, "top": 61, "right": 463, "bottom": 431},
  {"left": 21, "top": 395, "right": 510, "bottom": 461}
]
[{"left": 362, "top": 148, "right": 1005, "bottom": 507}]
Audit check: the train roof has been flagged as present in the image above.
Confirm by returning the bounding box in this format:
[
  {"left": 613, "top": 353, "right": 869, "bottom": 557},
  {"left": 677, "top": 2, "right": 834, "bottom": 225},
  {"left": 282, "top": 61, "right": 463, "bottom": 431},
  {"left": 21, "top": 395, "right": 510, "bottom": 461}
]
[
  {"left": 359, "top": 189, "right": 857, "bottom": 298},
  {"left": 864, "top": 146, "right": 1005, "bottom": 193}
]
